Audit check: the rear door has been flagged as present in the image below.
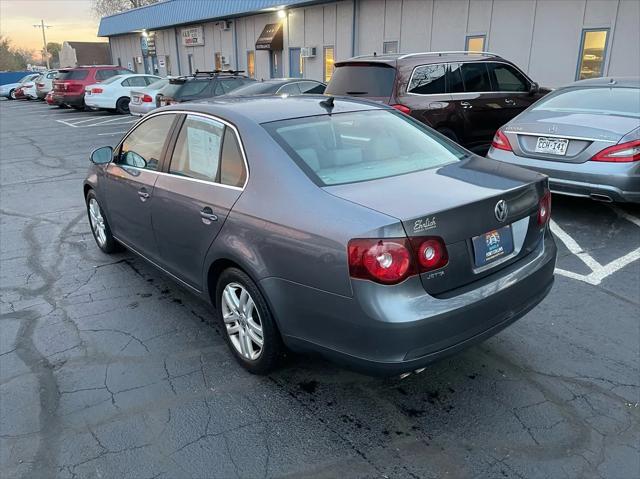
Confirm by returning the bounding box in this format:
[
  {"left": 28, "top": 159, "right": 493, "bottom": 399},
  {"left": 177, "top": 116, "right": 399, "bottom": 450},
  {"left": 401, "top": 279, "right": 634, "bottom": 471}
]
[
  {"left": 401, "top": 62, "right": 453, "bottom": 131},
  {"left": 103, "top": 113, "right": 178, "bottom": 260},
  {"left": 151, "top": 114, "right": 247, "bottom": 289}
]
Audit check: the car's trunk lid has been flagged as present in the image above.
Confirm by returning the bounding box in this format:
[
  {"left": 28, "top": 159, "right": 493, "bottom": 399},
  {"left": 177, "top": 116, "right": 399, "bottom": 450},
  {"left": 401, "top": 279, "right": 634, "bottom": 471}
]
[
  {"left": 504, "top": 111, "right": 634, "bottom": 164},
  {"left": 325, "top": 158, "right": 548, "bottom": 295}
]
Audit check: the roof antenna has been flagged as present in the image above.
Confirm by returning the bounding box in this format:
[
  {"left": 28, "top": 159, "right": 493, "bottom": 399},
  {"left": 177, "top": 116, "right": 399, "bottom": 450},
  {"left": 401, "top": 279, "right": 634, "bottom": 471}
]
[{"left": 320, "top": 96, "right": 335, "bottom": 112}]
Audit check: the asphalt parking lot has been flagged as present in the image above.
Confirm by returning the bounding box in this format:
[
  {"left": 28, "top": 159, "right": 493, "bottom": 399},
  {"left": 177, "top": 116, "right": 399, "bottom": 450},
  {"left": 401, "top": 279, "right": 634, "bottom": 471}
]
[{"left": 1, "top": 98, "right": 638, "bottom": 479}]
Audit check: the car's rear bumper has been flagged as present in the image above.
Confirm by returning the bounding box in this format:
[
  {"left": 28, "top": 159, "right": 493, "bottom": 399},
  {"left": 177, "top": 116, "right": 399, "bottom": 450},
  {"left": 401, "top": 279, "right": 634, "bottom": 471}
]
[
  {"left": 129, "top": 101, "right": 156, "bottom": 116},
  {"left": 261, "top": 232, "right": 556, "bottom": 376},
  {"left": 52, "top": 92, "right": 84, "bottom": 106},
  {"left": 488, "top": 147, "right": 640, "bottom": 203}
]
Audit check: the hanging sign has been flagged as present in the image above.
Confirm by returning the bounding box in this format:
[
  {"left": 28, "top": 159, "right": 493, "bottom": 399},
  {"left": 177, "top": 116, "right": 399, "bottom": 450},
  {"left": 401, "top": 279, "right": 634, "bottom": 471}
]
[{"left": 182, "top": 26, "right": 204, "bottom": 46}]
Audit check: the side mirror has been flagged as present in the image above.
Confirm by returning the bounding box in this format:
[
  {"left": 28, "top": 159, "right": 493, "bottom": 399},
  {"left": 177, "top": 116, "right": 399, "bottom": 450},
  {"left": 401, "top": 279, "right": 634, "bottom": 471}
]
[
  {"left": 90, "top": 146, "right": 113, "bottom": 165},
  {"left": 529, "top": 82, "right": 539, "bottom": 95}
]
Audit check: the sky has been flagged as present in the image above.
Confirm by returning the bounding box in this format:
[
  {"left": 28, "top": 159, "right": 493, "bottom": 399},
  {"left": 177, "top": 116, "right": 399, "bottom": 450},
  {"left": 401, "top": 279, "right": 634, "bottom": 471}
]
[{"left": 0, "top": 0, "right": 105, "bottom": 54}]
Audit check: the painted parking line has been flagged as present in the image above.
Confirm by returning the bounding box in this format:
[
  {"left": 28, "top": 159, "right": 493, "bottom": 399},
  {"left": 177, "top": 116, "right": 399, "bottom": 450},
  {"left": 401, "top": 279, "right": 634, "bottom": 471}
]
[
  {"left": 56, "top": 116, "right": 136, "bottom": 128},
  {"left": 97, "top": 131, "right": 128, "bottom": 136},
  {"left": 551, "top": 211, "right": 640, "bottom": 286}
]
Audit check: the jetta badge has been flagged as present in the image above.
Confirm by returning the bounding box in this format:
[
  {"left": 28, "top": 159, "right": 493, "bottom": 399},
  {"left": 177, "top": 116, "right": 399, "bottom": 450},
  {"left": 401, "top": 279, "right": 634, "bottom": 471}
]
[{"left": 495, "top": 200, "right": 508, "bottom": 222}]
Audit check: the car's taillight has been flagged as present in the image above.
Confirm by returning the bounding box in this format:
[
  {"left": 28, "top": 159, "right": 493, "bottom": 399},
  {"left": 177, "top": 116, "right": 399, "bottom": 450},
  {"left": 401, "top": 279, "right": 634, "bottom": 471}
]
[
  {"left": 491, "top": 129, "right": 513, "bottom": 151},
  {"left": 37, "top": 83, "right": 45, "bottom": 87},
  {"left": 590, "top": 139, "right": 640, "bottom": 163},
  {"left": 391, "top": 104, "right": 411, "bottom": 115},
  {"left": 91, "top": 88, "right": 103, "bottom": 94},
  {"left": 142, "top": 94, "right": 153, "bottom": 102},
  {"left": 348, "top": 236, "right": 448, "bottom": 284},
  {"left": 538, "top": 190, "right": 552, "bottom": 226},
  {"left": 413, "top": 238, "right": 448, "bottom": 271}
]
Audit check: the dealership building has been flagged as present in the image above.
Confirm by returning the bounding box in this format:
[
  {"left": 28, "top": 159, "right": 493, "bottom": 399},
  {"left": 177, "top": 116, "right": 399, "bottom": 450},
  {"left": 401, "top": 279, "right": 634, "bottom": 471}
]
[{"left": 99, "top": 0, "right": 640, "bottom": 87}]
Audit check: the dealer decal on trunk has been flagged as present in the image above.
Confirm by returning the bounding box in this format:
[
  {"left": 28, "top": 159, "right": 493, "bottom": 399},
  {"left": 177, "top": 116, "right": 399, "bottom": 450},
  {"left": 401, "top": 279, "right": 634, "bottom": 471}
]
[{"left": 413, "top": 217, "right": 437, "bottom": 233}]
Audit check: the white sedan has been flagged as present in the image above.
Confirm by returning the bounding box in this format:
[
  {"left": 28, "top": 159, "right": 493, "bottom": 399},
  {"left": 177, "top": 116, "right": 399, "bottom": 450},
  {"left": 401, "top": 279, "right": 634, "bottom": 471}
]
[{"left": 84, "top": 74, "right": 161, "bottom": 114}]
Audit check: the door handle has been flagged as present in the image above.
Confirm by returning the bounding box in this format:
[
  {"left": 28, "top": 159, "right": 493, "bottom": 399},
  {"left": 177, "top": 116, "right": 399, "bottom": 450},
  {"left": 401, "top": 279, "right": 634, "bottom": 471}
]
[
  {"left": 504, "top": 98, "right": 516, "bottom": 105},
  {"left": 460, "top": 101, "right": 472, "bottom": 109},
  {"left": 200, "top": 207, "right": 218, "bottom": 223},
  {"left": 137, "top": 189, "right": 150, "bottom": 201}
]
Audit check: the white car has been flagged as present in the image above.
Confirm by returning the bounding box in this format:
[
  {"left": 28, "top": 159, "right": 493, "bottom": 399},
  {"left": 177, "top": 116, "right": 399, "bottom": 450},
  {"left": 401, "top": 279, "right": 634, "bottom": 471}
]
[
  {"left": 22, "top": 77, "right": 40, "bottom": 99},
  {"left": 84, "top": 73, "right": 161, "bottom": 114},
  {"left": 35, "top": 70, "right": 58, "bottom": 99},
  {"left": 129, "top": 78, "right": 171, "bottom": 116},
  {"left": 0, "top": 73, "right": 40, "bottom": 100}
]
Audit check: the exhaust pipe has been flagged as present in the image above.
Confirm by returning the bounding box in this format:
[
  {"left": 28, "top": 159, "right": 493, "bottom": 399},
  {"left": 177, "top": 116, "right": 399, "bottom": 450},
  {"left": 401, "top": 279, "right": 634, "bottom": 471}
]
[
  {"left": 399, "top": 368, "right": 427, "bottom": 379},
  {"left": 590, "top": 193, "right": 613, "bottom": 203}
]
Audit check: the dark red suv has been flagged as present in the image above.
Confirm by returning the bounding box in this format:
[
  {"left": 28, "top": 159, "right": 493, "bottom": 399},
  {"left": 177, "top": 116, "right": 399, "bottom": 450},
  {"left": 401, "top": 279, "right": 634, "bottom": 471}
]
[
  {"left": 326, "top": 51, "right": 550, "bottom": 153},
  {"left": 52, "top": 65, "right": 132, "bottom": 110}
]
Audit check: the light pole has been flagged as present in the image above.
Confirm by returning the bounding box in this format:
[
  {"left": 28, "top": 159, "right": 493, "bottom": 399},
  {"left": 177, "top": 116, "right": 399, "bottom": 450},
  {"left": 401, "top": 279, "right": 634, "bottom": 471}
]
[{"left": 33, "top": 20, "right": 52, "bottom": 69}]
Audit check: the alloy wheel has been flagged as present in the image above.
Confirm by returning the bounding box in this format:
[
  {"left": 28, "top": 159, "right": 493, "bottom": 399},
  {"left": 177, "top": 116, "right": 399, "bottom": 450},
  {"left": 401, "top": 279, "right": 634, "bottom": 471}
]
[
  {"left": 221, "top": 282, "right": 264, "bottom": 360},
  {"left": 88, "top": 198, "right": 107, "bottom": 247}
]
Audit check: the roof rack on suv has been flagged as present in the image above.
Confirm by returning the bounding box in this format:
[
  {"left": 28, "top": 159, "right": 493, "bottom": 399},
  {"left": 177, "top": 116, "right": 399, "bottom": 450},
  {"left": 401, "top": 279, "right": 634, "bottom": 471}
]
[{"left": 397, "top": 51, "right": 500, "bottom": 59}]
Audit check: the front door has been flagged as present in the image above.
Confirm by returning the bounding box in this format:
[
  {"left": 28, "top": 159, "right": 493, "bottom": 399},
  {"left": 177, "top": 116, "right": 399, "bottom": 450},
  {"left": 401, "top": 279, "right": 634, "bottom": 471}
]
[
  {"left": 152, "top": 114, "right": 246, "bottom": 289},
  {"left": 270, "top": 50, "right": 283, "bottom": 78},
  {"left": 102, "top": 113, "right": 177, "bottom": 259},
  {"left": 289, "top": 48, "right": 302, "bottom": 78}
]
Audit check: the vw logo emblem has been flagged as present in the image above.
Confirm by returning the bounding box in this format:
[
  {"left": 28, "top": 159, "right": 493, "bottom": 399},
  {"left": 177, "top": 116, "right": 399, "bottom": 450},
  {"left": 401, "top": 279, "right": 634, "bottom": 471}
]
[{"left": 495, "top": 200, "right": 508, "bottom": 222}]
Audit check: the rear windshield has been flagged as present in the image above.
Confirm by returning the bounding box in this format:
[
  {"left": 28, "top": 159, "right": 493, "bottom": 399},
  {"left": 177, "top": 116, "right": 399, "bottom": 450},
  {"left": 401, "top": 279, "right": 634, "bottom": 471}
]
[
  {"left": 100, "top": 75, "right": 123, "bottom": 85},
  {"left": 264, "top": 110, "right": 465, "bottom": 186},
  {"left": 147, "top": 79, "right": 168, "bottom": 90},
  {"left": 166, "top": 80, "right": 210, "bottom": 98},
  {"left": 325, "top": 64, "right": 396, "bottom": 98},
  {"left": 225, "top": 82, "right": 279, "bottom": 96},
  {"left": 57, "top": 70, "right": 89, "bottom": 81},
  {"left": 532, "top": 87, "right": 640, "bottom": 118}
]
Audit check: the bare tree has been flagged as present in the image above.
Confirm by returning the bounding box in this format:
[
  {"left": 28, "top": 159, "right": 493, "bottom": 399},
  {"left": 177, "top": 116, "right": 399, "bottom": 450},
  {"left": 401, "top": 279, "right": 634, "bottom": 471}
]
[{"left": 92, "top": 0, "right": 161, "bottom": 18}]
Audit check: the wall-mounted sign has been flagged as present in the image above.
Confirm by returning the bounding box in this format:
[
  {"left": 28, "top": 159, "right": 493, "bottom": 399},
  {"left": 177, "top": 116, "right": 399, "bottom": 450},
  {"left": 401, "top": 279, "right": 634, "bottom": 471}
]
[
  {"left": 127, "top": 61, "right": 133, "bottom": 70},
  {"left": 147, "top": 33, "right": 156, "bottom": 55},
  {"left": 140, "top": 36, "right": 149, "bottom": 55},
  {"left": 182, "top": 26, "right": 204, "bottom": 46},
  {"left": 158, "top": 57, "right": 166, "bottom": 68}
]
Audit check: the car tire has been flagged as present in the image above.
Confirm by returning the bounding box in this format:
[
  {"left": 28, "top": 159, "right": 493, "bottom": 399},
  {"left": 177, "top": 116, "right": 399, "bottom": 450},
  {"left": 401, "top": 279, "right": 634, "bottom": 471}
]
[
  {"left": 85, "top": 190, "right": 120, "bottom": 254},
  {"left": 72, "top": 104, "right": 85, "bottom": 111},
  {"left": 438, "top": 128, "right": 460, "bottom": 144},
  {"left": 8, "top": 89, "right": 16, "bottom": 100},
  {"left": 116, "top": 97, "right": 130, "bottom": 115},
  {"left": 216, "top": 268, "right": 283, "bottom": 374}
]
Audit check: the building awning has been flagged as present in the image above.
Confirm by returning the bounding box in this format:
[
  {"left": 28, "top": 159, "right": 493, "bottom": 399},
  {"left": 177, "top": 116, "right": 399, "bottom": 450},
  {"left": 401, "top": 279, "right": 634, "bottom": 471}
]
[{"left": 255, "top": 23, "right": 283, "bottom": 51}]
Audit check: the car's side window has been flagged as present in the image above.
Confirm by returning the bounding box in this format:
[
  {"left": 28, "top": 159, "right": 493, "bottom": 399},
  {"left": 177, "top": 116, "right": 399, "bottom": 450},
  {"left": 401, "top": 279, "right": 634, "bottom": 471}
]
[
  {"left": 446, "top": 63, "right": 465, "bottom": 93},
  {"left": 125, "top": 77, "right": 147, "bottom": 87},
  {"left": 299, "top": 81, "right": 325, "bottom": 94},
  {"left": 407, "top": 64, "right": 446, "bottom": 95},
  {"left": 277, "top": 83, "right": 302, "bottom": 95},
  {"left": 169, "top": 115, "right": 224, "bottom": 182},
  {"left": 119, "top": 114, "right": 176, "bottom": 171},
  {"left": 220, "top": 127, "right": 247, "bottom": 187},
  {"left": 213, "top": 81, "right": 225, "bottom": 96},
  {"left": 459, "top": 63, "right": 492, "bottom": 92},
  {"left": 487, "top": 63, "right": 529, "bottom": 92},
  {"left": 95, "top": 70, "right": 113, "bottom": 81}
]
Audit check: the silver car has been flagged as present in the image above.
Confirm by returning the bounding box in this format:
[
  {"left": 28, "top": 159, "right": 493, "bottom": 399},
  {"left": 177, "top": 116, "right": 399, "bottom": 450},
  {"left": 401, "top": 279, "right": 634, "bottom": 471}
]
[
  {"left": 487, "top": 77, "right": 640, "bottom": 203},
  {"left": 83, "top": 96, "right": 556, "bottom": 375},
  {"left": 129, "top": 78, "right": 170, "bottom": 116}
]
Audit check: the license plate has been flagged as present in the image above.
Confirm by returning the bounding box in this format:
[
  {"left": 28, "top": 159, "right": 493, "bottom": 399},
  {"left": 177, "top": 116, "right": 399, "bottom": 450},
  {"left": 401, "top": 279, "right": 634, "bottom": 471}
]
[
  {"left": 472, "top": 225, "right": 514, "bottom": 267},
  {"left": 535, "top": 137, "right": 569, "bottom": 155}
]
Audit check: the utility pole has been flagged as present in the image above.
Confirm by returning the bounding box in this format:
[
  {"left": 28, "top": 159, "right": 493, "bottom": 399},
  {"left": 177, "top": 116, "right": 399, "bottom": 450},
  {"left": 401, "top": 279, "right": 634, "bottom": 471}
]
[{"left": 33, "top": 20, "right": 52, "bottom": 69}]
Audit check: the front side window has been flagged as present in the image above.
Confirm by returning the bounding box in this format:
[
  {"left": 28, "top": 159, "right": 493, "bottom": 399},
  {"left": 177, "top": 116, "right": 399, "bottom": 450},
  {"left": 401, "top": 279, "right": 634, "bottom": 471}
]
[
  {"left": 407, "top": 64, "right": 446, "bottom": 95},
  {"left": 324, "top": 46, "right": 335, "bottom": 83},
  {"left": 264, "top": 110, "right": 466, "bottom": 186},
  {"left": 531, "top": 87, "right": 640, "bottom": 118},
  {"left": 278, "top": 83, "right": 302, "bottom": 95},
  {"left": 487, "top": 63, "right": 528, "bottom": 92},
  {"left": 247, "top": 51, "right": 255, "bottom": 78},
  {"left": 577, "top": 29, "right": 609, "bottom": 80},
  {"left": 459, "top": 63, "right": 491, "bottom": 92},
  {"left": 298, "top": 81, "right": 325, "bottom": 94},
  {"left": 465, "top": 35, "right": 486, "bottom": 52},
  {"left": 170, "top": 116, "right": 224, "bottom": 182},
  {"left": 119, "top": 114, "right": 176, "bottom": 171},
  {"left": 123, "top": 76, "right": 147, "bottom": 87}
]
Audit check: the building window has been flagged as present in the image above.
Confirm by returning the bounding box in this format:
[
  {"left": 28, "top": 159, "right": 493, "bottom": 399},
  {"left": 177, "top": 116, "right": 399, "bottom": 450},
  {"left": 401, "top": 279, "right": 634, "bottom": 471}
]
[
  {"left": 323, "top": 46, "right": 335, "bottom": 83},
  {"left": 577, "top": 29, "right": 609, "bottom": 80},
  {"left": 383, "top": 41, "right": 398, "bottom": 54},
  {"left": 465, "top": 35, "right": 486, "bottom": 52},
  {"left": 247, "top": 51, "right": 255, "bottom": 78}
]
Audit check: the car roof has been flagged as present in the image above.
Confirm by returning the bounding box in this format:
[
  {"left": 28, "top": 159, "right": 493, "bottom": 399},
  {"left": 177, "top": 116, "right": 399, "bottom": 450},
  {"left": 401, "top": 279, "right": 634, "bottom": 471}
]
[
  {"left": 338, "top": 51, "right": 504, "bottom": 67},
  {"left": 257, "top": 78, "right": 322, "bottom": 84},
  {"left": 561, "top": 76, "right": 640, "bottom": 89},
  {"left": 160, "top": 95, "right": 384, "bottom": 124}
]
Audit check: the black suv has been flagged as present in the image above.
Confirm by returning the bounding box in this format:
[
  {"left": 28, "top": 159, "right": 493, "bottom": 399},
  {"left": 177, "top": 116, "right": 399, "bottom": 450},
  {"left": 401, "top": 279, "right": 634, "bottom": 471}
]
[
  {"left": 157, "top": 70, "right": 255, "bottom": 106},
  {"left": 326, "top": 51, "right": 550, "bottom": 153}
]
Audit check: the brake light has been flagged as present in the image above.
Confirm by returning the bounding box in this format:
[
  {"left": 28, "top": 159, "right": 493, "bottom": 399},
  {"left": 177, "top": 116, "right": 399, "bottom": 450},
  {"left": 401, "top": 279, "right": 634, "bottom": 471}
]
[
  {"left": 348, "top": 236, "right": 448, "bottom": 284},
  {"left": 590, "top": 139, "right": 640, "bottom": 163},
  {"left": 491, "top": 129, "right": 512, "bottom": 151},
  {"left": 91, "top": 88, "right": 103, "bottom": 94},
  {"left": 142, "top": 94, "right": 153, "bottom": 102},
  {"left": 538, "top": 190, "right": 552, "bottom": 226},
  {"left": 391, "top": 104, "right": 411, "bottom": 115}
]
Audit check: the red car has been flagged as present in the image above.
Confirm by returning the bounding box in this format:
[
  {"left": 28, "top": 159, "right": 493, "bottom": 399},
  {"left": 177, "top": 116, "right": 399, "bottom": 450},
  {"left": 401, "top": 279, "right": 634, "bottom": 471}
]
[
  {"left": 13, "top": 86, "right": 27, "bottom": 100},
  {"left": 52, "top": 65, "right": 131, "bottom": 110}
]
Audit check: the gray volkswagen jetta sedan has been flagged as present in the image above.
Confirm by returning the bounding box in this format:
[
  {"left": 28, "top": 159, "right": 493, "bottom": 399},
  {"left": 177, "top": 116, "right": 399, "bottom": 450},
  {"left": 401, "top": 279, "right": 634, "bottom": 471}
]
[
  {"left": 84, "top": 96, "right": 556, "bottom": 376},
  {"left": 488, "top": 77, "right": 640, "bottom": 203}
]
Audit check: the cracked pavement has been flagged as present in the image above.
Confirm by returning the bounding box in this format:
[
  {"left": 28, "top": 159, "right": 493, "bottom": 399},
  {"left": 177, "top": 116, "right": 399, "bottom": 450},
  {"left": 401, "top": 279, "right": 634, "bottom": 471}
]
[{"left": 1, "top": 99, "right": 639, "bottom": 478}]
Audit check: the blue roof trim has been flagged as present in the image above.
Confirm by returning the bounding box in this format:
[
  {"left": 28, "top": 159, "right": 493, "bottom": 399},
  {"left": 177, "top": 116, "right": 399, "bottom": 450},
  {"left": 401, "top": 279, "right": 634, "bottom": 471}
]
[{"left": 98, "top": 0, "right": 320, "bottom": 37}]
